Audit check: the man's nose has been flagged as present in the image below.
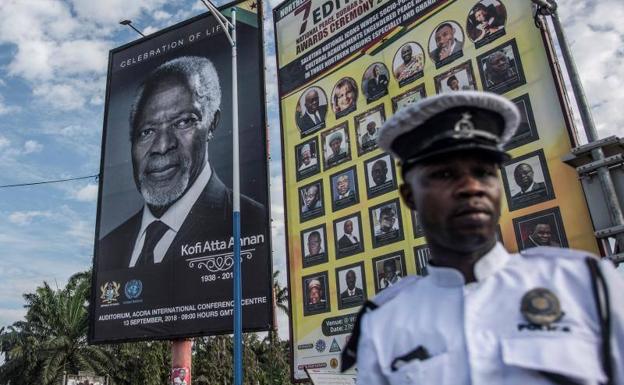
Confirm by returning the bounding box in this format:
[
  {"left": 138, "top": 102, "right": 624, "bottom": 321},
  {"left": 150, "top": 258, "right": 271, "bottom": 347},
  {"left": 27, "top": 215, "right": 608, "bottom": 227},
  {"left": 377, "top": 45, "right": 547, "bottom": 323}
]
[
  {"left": 455, "top": 173, "right": 486, "bottom": 197},
  {"left": 151, "top": 128, "right": 177, "bottom": 154}
]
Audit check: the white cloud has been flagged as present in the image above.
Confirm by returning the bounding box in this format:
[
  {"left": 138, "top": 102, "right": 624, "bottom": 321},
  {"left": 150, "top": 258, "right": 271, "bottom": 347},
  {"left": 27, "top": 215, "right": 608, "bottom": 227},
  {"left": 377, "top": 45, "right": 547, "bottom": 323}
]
[
  {"left": 23, "top": 140, "right": 42, "bottom": 154},
  {"left": 71, "top": 183, "right": 99, "bottom": 202},
  {"left": 556, "top": 0, "right": 624, "bottom": 140},
  {"left": 8, "top": 210, "right": 53, "bottom": 226},
  {"left": 0, "top": 94, "right": 20, "bottom": 115},
  {"left": 0, "top": 135, "right": 9, "bottom": 150}
]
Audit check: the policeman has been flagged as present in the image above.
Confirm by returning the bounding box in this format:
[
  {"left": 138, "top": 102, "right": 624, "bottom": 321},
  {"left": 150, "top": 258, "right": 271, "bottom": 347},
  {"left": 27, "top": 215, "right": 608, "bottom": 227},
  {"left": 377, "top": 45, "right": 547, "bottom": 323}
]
[{"left": 342, "top": 91, "right": 624, "bottom": 384}]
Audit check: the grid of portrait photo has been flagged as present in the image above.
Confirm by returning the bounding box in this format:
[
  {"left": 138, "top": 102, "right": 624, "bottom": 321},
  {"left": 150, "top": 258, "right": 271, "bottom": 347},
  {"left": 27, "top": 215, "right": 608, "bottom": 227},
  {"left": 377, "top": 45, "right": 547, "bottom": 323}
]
[{"left": 285, "top": 0, "right": 573, "bottom": 320}]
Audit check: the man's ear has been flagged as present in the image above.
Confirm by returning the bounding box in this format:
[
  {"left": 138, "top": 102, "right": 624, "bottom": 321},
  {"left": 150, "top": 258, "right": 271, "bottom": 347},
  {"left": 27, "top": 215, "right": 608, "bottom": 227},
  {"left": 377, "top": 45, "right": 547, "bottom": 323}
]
[
  {"left": 399, "top": 183, "right": 417, "bottom": 210},
  {"left": 208, "top": 109, "right": 220, "bottom": 139}
]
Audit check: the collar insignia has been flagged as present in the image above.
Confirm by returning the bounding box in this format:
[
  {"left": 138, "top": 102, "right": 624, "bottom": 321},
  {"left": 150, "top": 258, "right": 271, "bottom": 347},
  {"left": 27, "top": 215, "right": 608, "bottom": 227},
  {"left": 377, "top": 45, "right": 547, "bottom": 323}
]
[{"left": 521, "top": 288, "right": 563, "bottom": 325}]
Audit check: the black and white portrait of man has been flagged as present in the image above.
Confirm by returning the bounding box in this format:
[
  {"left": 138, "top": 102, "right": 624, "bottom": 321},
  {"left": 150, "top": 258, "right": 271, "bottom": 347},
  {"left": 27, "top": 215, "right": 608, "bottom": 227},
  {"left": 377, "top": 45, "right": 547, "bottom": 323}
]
[
  {"left": 330, "top": 166, "right": 359, "bottom": 211},
  {"left": 301, "top": 225, "right": 328, "bottom": 268},
  {"left": 93, "top": 12, "right": 271, "bottom": 342},
  {"left": 365, "top": 153, "right": 397, "bottom": 198},
  {"left": 336, "top": 263, "right": 367, "bottom": 309},
  {"left": 369, "top": 199, "right": 404, "bottom": 248},
  {"left": 99, "top": 56, "right": 265, "bottom": 271},
  {"left": 333, "top": 213, "right": 364, "bottom": 258},
  {"left": 477, "top": 39, "right": 526, "bottom": 94},
  {"left": 501, "top": 149, "right": 554, "bottom": 211}
]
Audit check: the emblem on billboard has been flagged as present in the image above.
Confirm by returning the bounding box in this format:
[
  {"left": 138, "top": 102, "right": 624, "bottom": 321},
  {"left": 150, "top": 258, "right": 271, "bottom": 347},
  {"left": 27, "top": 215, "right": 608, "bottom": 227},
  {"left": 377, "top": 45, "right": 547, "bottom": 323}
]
[
  {"left": 329, "top": 338, "right": 341, "bottom": 353},
  {"left": 186, "top": 248, "right": 255, "bottom": 272},
  {"left": 330, "top": 358, "right": 339, "bottom": 369},
  {"left": 315, "top": 339, "right": 326, "bottom": 353},
  {"left": 124, "top": 279, "right": 143, "bottom": 300},
  {"left": 100, "top": 281, "right": 120, "bottom": 304}
]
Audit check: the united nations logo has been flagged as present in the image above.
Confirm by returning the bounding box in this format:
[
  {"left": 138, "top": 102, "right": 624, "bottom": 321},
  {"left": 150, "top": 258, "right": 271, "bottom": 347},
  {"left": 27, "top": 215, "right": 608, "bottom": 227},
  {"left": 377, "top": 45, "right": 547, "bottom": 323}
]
[
  {"left": 100, "top": 281, "right": 120, "bottom": 304},
  {"left": 520, "top": 287, "right": 563, "bottom": 326},
  {"left": 315, "top": 339, "right": 326, "bottom": 353},
  {"left": 124, "top": 279, "right": 143, "bottom": 300}
]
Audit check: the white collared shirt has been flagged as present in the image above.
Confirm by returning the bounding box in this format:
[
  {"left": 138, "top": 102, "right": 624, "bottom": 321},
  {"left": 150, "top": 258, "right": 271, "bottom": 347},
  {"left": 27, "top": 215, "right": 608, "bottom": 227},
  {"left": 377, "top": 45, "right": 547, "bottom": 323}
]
[
  {"left": 356, "top": 243, "right": 624, "bottom": 385},
  {"left": 129, "top": 161, "right": 212, "bottom": 267}
]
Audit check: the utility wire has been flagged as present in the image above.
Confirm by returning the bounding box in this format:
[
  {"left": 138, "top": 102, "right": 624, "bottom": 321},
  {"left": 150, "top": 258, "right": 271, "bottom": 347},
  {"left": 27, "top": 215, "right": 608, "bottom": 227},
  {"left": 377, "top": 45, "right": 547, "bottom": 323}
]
[{"left": 0, "top": 174, "right": 99, "bottom": 189}]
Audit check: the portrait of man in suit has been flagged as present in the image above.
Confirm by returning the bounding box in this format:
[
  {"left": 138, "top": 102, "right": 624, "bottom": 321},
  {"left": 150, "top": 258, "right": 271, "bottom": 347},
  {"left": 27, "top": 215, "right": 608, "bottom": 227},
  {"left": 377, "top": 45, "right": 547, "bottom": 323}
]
[
  {"left": 295, "top": 87, "right": 328, "bottom": 134},
  {"left": 338, "top": 220, "right": 359, "bottom": 249},
  {"left": 502, "top": 150, "right": 553, "bottom": 211},
  {"left": 338, "top": 268, "right": 365, "bottom": 308},
  {"left": 429, "top": 22, "right": 464, "bottom": 65},
  {"left": 512, "top": 163, "right": 545, "bottom": 198},
  {"left": 527, "top": 223, "right": 561, "bottom": 248},
  {"left": 98, "top": 56, "right": 266, "bottom": 271},
  {"left": 334, "top": 214, "right": 364, "bottom": 258}
]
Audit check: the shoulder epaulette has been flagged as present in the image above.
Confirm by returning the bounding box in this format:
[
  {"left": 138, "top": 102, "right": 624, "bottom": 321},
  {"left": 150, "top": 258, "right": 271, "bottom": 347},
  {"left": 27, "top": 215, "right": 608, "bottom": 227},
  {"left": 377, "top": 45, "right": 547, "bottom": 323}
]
[
  {"left": 341, "top": 275, "right": 420, "bottom": 372},
  {"left": 520, "top": 246, "right": 598, "bottom": 260}
]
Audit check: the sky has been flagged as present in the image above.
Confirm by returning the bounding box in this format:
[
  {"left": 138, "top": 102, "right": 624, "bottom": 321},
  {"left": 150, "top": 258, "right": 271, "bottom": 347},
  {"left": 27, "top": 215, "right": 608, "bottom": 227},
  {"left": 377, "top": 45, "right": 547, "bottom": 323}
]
[{"left": 0, "top": 0, "right": 622, "bottom": 342}]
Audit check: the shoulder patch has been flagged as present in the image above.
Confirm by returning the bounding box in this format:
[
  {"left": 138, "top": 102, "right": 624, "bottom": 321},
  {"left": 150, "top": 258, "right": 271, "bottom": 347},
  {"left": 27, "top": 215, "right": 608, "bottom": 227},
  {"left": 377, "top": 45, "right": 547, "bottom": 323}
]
[{"left": 520, "top": 246, "right": 598, "bottom": 260}]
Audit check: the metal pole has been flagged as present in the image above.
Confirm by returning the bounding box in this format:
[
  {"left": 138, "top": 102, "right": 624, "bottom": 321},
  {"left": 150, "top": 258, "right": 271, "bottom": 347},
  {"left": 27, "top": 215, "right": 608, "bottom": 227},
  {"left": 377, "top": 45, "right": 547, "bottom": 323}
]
[
  {"left": 537, "top": 1, "right": 624, "bottom": 254},
  {"left": 230, "top": 8, "right": 243, "bottom": 385}
]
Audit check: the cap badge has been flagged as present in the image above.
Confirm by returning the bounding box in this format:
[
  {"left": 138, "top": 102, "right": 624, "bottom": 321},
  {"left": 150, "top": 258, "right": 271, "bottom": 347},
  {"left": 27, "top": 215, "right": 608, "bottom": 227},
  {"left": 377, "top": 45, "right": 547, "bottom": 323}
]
[
  {"left": 520, "top": 288, "right": 563, "bottom": 326},
  {"left": 454, "top": 112, "right": 475, "bottom": 132}
]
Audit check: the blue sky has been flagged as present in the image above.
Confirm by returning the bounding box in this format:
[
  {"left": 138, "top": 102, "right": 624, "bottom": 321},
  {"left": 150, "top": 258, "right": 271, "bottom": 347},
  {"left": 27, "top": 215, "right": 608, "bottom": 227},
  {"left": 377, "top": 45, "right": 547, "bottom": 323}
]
[{"left": 0, "top": 0, "right": 622, "bottom": 340}]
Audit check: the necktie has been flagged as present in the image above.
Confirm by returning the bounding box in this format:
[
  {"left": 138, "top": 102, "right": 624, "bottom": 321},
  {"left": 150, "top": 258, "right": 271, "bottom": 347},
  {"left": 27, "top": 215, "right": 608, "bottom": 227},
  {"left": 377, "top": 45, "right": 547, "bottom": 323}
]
[{"left": 136, "top": 220, "right": 169, "bottom": 266}]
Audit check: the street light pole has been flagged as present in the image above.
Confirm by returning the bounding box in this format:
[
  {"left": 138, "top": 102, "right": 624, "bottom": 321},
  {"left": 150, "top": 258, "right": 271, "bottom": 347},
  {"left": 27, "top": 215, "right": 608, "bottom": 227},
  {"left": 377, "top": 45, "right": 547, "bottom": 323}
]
[{"left": 199, "top": 2, "right": 243, "bottom": 384}]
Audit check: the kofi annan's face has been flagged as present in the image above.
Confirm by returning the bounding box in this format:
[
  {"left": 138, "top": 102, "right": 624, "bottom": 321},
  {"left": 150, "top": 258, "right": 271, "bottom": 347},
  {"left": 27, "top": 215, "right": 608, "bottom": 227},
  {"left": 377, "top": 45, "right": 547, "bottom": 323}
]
[{"left": 132, "top": 78, "right": 207, "bottom": 209}]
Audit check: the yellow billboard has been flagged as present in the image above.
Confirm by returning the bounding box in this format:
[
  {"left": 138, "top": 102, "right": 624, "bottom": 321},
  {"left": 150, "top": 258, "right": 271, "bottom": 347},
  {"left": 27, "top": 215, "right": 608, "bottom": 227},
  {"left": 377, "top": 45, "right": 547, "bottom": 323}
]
[{"left": 273, "top": 0, "right": 597, "bottom": 380}]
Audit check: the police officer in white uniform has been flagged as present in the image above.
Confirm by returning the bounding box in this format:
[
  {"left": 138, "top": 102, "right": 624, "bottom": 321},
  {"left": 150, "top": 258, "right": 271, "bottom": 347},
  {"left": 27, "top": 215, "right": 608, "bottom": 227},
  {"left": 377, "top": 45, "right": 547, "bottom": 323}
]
[{"left": 341, "top": 91, "right": 624, "bottom": 384}]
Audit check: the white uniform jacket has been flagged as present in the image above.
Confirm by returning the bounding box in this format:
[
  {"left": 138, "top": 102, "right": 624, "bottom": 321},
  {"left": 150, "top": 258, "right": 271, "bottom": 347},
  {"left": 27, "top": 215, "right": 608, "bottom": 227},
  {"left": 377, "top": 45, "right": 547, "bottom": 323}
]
[{"left": 356, "top": 243, "right": 624, "bottom": 385}]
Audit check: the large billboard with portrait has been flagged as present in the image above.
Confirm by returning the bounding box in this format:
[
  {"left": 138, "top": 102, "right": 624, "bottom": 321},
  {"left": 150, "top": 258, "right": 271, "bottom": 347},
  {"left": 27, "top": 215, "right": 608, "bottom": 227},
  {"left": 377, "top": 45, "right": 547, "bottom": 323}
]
[
  {"left": 274, "top": 0, "right": 597, "bottom": 381},
  {"left": 90, "top": 0, "right": 272, "bottom": 343}
]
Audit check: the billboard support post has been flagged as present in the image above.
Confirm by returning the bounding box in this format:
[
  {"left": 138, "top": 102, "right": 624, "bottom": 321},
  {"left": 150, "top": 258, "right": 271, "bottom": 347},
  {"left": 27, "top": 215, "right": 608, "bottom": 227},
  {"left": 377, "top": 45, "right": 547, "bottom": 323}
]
[
  {"left": 534, "top": 0, "right": 624, "bottom": 257},
  {"left": 200, "top": 1, "right": 242, "bottom": 383}
]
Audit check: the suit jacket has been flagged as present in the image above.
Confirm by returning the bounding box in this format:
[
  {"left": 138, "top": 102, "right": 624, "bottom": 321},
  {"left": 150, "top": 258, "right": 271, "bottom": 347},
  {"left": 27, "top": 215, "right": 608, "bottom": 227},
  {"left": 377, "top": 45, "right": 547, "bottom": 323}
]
[
  {"left": 98, "top": 173, "right": 265, "bottom": 271},
  {"left": 431, "top": 39, "right": 462, "bottom": 63},
  {"left": 340, "top": 287, "right": 364, "bottom": 300},
  {"left": 512, "top": 181, "right": 546, "bottom": 198},
  {"left": 297, "top": 105, "right": 327, "bottom": 132},
  {"left": 338, "top": 234, "right": 359, "bottom": 249},
  {"left": 93, "top": 172, "right": 270, "bottom": 340},
  {"left": 366, "top": 74, "right": 388, "bottom": 98}
]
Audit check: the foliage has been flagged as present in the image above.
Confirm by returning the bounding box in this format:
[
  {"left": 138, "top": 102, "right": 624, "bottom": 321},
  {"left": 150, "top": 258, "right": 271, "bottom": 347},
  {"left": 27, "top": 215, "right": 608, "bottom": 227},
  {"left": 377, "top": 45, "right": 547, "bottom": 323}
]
[
  {"left": 0, "top": 270, "right": 291, "bottom": 384},
  {"left": 0, "top": 271, "right": 113, "bottom": 385}
]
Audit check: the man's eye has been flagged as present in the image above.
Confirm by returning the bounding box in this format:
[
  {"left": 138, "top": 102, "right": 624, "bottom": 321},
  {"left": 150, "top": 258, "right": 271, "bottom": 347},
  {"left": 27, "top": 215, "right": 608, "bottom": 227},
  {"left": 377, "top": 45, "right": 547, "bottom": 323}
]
[
  {"left": 474, "top": 167, "right": 497, "bottom": 178},
  {"left": 430, "top": 169, "right": 453, "bottom": 179},
  {"left": 173, "top": 117, "right": 198, "bottom": 130},
  {"left": 138, "top": 128, "right": 154, "bottom": 139}
]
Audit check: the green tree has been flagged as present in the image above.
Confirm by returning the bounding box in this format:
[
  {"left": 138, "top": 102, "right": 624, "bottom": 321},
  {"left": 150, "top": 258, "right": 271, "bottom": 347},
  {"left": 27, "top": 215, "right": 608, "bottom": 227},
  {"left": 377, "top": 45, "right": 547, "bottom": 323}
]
[{"left": 0, "top": 272, "right": 113, "bottom": 385}]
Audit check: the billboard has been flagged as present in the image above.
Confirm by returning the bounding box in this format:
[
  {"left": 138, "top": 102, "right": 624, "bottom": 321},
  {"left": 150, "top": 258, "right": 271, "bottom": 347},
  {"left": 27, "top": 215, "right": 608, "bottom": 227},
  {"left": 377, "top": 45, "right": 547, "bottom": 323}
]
[
  {"left": 90, "top": 0, "right": 272, "bottom": 343},
  {"left": 273, "top": 0, "right": 598, "bottom": 380}
]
